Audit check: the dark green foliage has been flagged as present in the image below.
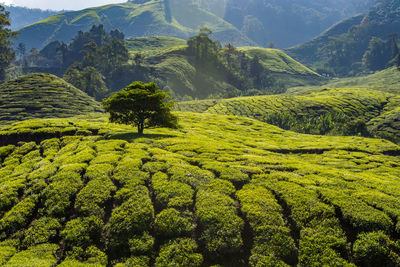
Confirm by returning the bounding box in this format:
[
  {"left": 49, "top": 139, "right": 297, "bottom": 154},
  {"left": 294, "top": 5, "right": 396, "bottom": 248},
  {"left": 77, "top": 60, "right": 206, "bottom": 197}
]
[
  {"left": 237, "top": 185, "right": 297, "bottom": 265},
  {"left": 23, "top": 217, "right": 62, "bottom": 247},
  {"left": 5, "top": 243, "right": 58, "bottom": 266},
  {"left": 187, "top": 28, "right": 220, "bottom": 64},
  {"left": 155, "top": 238, "right": 203, "bottom": 267},
  {"left": 105, "top": 191, "right": 154, "bottom": 257},
  {"left": 63, "top": 66, "right": 108, "bottom": 100},
  {"left": 152, "top": 171, "right": 194, "bottom": 210},
  {"left": 353, "top": 231, "right": 400, "bottom": 266},
  {"left": 155, "top": 208, "right": 194, "bottom": 238},
  {"left": 62, "top": 245, "right": 107, "bottom": 266},
  {"left": 102, "top": 81, "right": 178, "bottom": 134},
  {"left": 299, "top": 226, "right": 351, "bottom": 266},
  {"left": 114, "top": 256, "right": 150, "bottom": 267},
  {"left": 0, "top": 240, "right": 18, "bottom": 265},
  {"left": 362, "top": 37, "right": 392, "bottom": 71},
  {"left": 0, "top": 195, "right": 38, "bottom": 238},
  {"left": 58, "top": 25, "right": 111, "bottom": 69},
  {"left": 0, "top": 145, "right": 14, "bottom": 163},
  {"left": 343, "top": 119, "right": 371, "bottom": 137},
  {"left": 129, "top": 232, "right": 154, "bottom": 255},
  {"left": 196, "top": 190, "right": 244, "bottom": 255},
  {"left": 61, "top": 216, "right": 104, "bottom": 249},
  {"left": 95, "top": 38, "right": 129, "bottom": 76},
  {"left": 21, "top": 25, "right": 131, "bottom": 99},
  {"left": 75, "top": 173, "right": 116, "bottom": 219},
  {"left": 43, "top": 167, "right": 84, "bottom": 217},
  {"left": 0, "top": 5, "right": 17, "bottom": 82},
  {"left": 319, "top": 188, "right": 393, "bottom": 233}
]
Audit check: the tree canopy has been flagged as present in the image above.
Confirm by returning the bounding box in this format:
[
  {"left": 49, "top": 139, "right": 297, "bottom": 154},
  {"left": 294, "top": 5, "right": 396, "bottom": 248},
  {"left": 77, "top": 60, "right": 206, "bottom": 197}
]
[
  {"left": 102, "top": 81, "right": 178, "bottom": 134},
  {"left": 0, "top": 5, "right": 17, "bottom": 82}
]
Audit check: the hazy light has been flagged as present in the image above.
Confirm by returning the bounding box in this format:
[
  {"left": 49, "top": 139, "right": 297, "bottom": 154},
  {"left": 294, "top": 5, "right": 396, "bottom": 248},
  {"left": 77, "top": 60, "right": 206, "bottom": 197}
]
[
  {"left": 1, "top": 0, "right": 13, "bottom": 5},
  {"left": 1, "top": 0, "right": 125, "bottom": 10}
]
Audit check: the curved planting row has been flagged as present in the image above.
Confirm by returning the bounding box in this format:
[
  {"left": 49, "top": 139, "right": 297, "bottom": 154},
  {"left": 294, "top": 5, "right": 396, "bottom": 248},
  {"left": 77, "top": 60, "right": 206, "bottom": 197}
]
[{"left": 1, "top": 113, "right": 400, "bottom": 266}]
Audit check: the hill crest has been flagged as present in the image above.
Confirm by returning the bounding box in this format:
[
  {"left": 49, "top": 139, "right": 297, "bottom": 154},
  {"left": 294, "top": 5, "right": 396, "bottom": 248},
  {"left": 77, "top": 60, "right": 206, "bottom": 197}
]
[{"left": 0, "top": 73, "right": 103, "bottom": 124}]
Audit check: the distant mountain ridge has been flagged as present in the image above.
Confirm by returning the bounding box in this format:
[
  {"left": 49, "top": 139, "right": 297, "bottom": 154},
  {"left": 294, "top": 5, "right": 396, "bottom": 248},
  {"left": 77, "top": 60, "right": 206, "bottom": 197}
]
[
  {"left": 192, "top": 0, "right": 377, "bottom": 48},
  {"left": 286, "top": 0, "right": 400, "bottom": 76},
  {"left": 15, "top": 0, "right": 254, "bottom": 50},
  {"left": 12, "top": 0, "right": 377, "bottom": 51},
  {"left": 4, "top": 5, "right": 62, "bottom": 30}
]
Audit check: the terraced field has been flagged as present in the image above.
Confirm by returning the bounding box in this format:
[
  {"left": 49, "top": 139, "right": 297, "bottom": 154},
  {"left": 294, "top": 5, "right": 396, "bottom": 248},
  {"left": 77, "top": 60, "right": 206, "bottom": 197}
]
[
  {"left": 176, "top": 87, "right": 400, "bottom": 142},
  {"left": 125, "top": 36, "right": 186, "bottom": 55},
  {"left": 288, "top": 67, "right": 400, "bottom": 95},
  {"left": 0, "top": 73, "right": 103, "bottom": 124},
  {"left": 0, "top": 112, "right": 400, "bottom": 266}
]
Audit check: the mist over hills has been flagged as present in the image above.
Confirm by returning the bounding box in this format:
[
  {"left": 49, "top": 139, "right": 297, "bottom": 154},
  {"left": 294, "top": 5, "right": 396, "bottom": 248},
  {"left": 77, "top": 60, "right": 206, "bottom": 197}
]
[
  {"left": 4, "top": 5, "right": 61, "bottom": 30},
  {"left": 194, "top": 0, "right": 377, "bottom": 48},
  {"left": 287, "top": 0, "right": 400, "bottom": 76},
  {"left": 15, "top": 0, "right": 253, "bottom": 51},
  {"left": 12, "top": 0, "right": 377, "bottom": 51}
]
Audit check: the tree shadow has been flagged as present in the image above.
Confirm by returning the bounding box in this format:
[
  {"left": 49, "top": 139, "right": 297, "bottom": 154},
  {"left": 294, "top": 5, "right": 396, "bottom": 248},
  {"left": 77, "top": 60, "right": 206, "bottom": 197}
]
[{"left": 103, "top": 132, "right": 177, "bottom": 141}]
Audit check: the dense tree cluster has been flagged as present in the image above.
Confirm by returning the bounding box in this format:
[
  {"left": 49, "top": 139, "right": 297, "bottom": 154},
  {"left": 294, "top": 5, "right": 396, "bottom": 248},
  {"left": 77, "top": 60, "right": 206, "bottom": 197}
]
[
  {"left": 14, "top": 25, "right": 131, "bottom": 100},
  {"left": 0, "top": 5, "right": 17, "bottom": 83},
  {"left": 186, "top": 28, "right": 283, "bottom": 97}
]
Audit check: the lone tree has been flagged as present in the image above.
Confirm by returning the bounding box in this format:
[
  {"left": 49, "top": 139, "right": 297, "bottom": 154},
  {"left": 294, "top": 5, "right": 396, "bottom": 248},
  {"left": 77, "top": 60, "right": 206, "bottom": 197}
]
[{"left": 102, "top": 81, "right": 178, "bottom": 134}]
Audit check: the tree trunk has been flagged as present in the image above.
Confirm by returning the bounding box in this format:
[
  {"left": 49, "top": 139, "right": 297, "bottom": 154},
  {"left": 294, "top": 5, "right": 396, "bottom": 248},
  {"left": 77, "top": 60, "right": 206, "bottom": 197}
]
[{"left": 138, "top": 122, "right": 144, "bottom": 135}]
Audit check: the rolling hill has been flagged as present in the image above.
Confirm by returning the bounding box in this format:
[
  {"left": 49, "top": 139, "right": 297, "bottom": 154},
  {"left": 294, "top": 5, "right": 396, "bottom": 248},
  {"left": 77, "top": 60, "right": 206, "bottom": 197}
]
[
  {"left": 139, "top": 45, "right": 322, "bottom": 99},
  {"left": 0, "top": 73, "right": 103, "bottom": 124},
  {"left": 125, "top": 36, "right": 186, "bottom": 54},
  {"left": 0, "top": 112, "right": 400, "bottom": 266},
  {"left": 176, "top": 85, "right": 400, "bottom": 143},
  {"left": 317, "top": 67, "right": 400, "bottom": 94},
  {"left": 15, "top": 0, "right": 253, "bottom": 51}
]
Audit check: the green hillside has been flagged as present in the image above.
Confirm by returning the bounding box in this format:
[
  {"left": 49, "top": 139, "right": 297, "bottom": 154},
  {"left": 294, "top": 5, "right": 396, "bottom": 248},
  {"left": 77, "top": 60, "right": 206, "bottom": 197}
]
[
  {"left": 285, "top": 14, "right": 365, "bottom": 67},
  {"left": 125, "top": 36, "right": 186, "bottom": 54},
  {"left": 321, "top": 67, "right": 400, "bottom": 94},
  {"left": 288, "top": 67, "right": 400, "bottom": 95},
  {"left": 0, "top": 73, "right": 103, "bottom": 124},
  {"left": 286, "top": 0, "right": 400, "bottom": 76},
  {"left": 0, "top": 112, "right": 400, "bottom": 266},
  {"left": 16, "top": 0, "right": 253, "bottom": 50},
  {"left": 139, "top": 45, "right": 322, "bottom": 98},
  {"left": 176, "top": 87, "right": 400, "bottom": 142}
]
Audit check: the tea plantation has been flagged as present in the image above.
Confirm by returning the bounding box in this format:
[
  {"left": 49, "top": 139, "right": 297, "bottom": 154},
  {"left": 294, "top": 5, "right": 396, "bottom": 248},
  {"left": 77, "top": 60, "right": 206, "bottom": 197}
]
[
  {"left": 0, "top": 73, "right": 103, "bottom": 124},
  {"left": 176, "top": 87, "right": 400, "bottom": 143},
  {"left": 0, "top": 112, "right": 400, "bottom": 266}
]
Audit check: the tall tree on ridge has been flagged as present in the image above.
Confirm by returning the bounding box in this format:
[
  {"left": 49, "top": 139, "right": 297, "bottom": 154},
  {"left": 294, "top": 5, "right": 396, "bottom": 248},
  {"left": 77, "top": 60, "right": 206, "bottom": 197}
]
[{"left": 0, "top": 5, "right": 17, "bottom": 82}]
